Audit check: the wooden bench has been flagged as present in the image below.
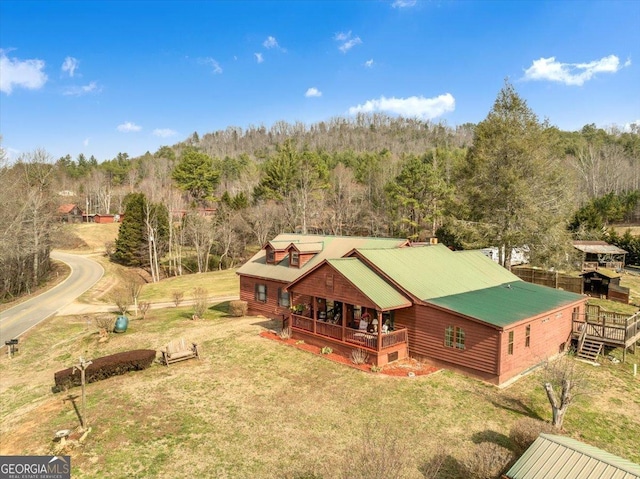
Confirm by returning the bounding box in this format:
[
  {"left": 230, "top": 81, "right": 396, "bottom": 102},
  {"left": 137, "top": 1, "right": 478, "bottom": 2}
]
[{"left": 161, "top": 338, "right": 199, "bottom": 366}]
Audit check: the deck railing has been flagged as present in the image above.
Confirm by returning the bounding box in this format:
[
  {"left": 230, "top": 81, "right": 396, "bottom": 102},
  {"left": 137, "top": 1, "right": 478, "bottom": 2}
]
[
  {"left": 573, "top": 308, "right": 640, "bottom": 345},
  {"left": 290, "top": 314, "right": 407, "bottom": 352}
]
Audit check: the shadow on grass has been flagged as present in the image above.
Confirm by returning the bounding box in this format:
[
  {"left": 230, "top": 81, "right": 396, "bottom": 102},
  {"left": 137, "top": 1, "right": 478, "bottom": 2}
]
[
  {"left": 251, "top": 318, "right": 284, "bottom": 331},
  {"left": 209, "top": 301, "right": 230, "bottom": 316},
  {"left": 490, "top": 395, "right": 544, "bottom": 421},
  {"left": 419, "top": 454, "right": 465, "bottom": 479},
  {"left": 471, "top": 429, "right": 511, "bottom": 448}
]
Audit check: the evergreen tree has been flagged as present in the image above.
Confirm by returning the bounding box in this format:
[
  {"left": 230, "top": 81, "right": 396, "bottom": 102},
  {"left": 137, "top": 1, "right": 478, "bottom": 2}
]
[
  {"left": 172, "top": 148, "right": 219, "bottom": 205},
  {"left": 457, "top": 81, "right": 571, "bottom": 269},
  {"left": 112, "top": 193, "right": 146, "bottom": 266},
  {"left": 385, "top": 152, "right": 452, "bottom": 240}
]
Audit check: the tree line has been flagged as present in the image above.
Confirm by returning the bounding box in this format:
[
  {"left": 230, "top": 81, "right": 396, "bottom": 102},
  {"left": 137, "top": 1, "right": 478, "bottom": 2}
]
[{"left": 2, "top": 82, "right": 639, "bottom": 297}]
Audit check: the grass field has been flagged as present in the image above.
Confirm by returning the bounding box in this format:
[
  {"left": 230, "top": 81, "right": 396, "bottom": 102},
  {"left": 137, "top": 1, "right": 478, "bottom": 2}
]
[
  {"left": 139, "top": 269, "right": 239, "bottom": 302},
  {"left": 1, "top": 304, "right": 638, "bottom": 478}
]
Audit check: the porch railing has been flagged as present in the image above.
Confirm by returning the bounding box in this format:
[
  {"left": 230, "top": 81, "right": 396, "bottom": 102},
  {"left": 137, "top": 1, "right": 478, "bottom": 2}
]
[
  {"left": 316, "top": 321, "right": 343, "bottom": 341},
  {"left": 290, "top": 313, "right": 407, "bottom": 352}
]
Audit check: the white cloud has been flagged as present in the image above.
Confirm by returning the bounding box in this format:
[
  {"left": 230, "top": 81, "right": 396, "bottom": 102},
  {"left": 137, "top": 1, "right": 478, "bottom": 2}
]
[
  {"left": 263, "top": 36, "right": 279, "bottom": 49},
  {"left": 198, "top": 57, "right": 223, "bottom": 74},
  {"left": 63, "top": 81, "right": 100, "bottom": 96},
  {"left": 83, "top": 138, "right": 90, "bottom": 147},
  {"left": 255, "top": 52, "right": 264, "bottom": 64},
  {"left": 0, "top": 50, "right": 48, "bottom": 94},
  {"left": 153, "top": 128, "right": 178, "bottom": 138},
  {"left": 262, "top": 36, "right": 286, "bottom": 52},
  {"left": 392, "top": 0, "right": 417, "bottom": 7},
  {"left": 334, "top": 31, "right": 362, "bottom": 53},
  {"left": 348, "top": 93, "right": 455, "bottom": 119},
  {"left": 305, "top": 87, "right": 322, "bottom": 98},
  {"left": 61, "top": 56, "right": 79, "bottom": 77},
  {"left": 523, "top": 55, "right": 629, "bottom": 86},
  {"left": 365, "top": 59, "right": 374, "bottom": 68},
  {"left": 117, "top": 121, "right": 142, "bottom": 133}
]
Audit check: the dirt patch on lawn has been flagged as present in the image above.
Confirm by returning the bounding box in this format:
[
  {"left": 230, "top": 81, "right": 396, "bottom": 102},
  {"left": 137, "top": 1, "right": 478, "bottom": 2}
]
[{"left": 259, "top": 331, "right": 439, "bottom": 377}]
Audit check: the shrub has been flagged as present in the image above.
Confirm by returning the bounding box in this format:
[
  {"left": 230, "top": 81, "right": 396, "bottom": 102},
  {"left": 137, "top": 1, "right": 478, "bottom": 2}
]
[
  {"left": 192, "top": 287, "right": 209, "bottom": 318},
  {"left": 229, "top": 300, "right": 248, "bottom": 317},
  {"left": 321, "top": 346, "right": 333, "bottom": 355},
  {"left": 336, "top": 422, "right": 410, "bottom": 479},
  {"left": 350, "top": 348, "right": 369, "bottom": 365},
  {"left": 94, "top": 315, "right": 115, "bottom": 333},
  {"left": 461, "top": 443, "right": 513, "bottom": 479},
  {"left": 172, "top": 291, "right": 184, "bottom": 307},
  {"left": 139, "top": 301, "right": 151, "bottom": 319},
  {"left": 278, "top": 327, "right": 291, "bottom": 340},
  {"left": 53, "top": 349, "right": 156, "bottom": 392},
  {"left": 370, "top": 365, "right": 382, "bottom": 373},
  {"left": 509, "top": 417, "right": 556, "bottom": 456}
]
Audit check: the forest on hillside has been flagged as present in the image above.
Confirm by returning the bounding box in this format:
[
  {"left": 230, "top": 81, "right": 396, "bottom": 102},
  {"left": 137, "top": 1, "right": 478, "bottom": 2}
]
[{"left": 1, "top": 83, "right": 639, "bottom": 299}]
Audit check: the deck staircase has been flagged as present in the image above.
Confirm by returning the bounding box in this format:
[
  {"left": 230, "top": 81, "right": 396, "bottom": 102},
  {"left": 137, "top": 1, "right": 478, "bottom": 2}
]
[{"left": 577, "top": 339, "right": 603, "bottom": 362}]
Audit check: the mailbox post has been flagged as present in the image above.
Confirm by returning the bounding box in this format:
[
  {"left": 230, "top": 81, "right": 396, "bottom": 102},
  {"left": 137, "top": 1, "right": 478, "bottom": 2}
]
[{"left": 5, "top": 339, "right": 18, "bottom": 358}]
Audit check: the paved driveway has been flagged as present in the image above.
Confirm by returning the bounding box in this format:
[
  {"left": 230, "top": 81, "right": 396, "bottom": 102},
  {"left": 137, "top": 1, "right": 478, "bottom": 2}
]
[{"left": 0, "top": 251, "right": 104, "bottom": 345}]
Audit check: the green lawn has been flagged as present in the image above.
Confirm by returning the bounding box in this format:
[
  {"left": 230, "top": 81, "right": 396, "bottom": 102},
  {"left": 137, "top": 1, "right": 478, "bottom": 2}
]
[
  {"left": 1, "top": 304, "right": 638, "bottom": 479},
  {"left": 139, "top": 269, "right": 239, "bottom": 302}
]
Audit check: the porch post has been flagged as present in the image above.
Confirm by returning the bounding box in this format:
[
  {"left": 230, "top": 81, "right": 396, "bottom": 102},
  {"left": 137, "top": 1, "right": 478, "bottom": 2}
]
[
  {"left": 377, "top": 311, "right": 383, "bottom": 351},
  {"left": 341, "top": 304, "right": 347, "bottom": 342},
  {"left": 312, "top": 294, "right": 317, "bottom": 335}
]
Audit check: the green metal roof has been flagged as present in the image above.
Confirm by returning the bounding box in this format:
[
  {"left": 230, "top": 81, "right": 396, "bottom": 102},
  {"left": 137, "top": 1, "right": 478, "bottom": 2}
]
[
  {"left": 506, "top": 434, "right": 640, "bottom": 479},
  {"left": 357, "top": 245, "right": 519, "bottom": 300},
  {"left": 327, "top": 258, "right": 412, "bottom": 310},
  {"left": 237, "top": 234, "right": 408, "bottom": 283},
  {"left": 428, "top": 281, "right": 583, "bottom": 327},
  {"left": 293, "top": 242, "right": 324, "bottom": 253},
  {"left": 358, "top": 245, "right": 583, "bottom": 327}
]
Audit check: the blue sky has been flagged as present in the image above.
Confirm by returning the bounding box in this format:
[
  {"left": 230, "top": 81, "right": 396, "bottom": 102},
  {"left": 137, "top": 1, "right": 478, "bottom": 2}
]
[{"left": 1, "top": 0, "right": 639, "bottom": 162}]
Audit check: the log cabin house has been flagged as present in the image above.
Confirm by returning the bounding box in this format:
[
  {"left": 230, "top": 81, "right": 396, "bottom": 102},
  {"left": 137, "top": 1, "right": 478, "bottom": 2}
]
[{"left": 237, "top": 234, "right": 587, "bottom": 385}]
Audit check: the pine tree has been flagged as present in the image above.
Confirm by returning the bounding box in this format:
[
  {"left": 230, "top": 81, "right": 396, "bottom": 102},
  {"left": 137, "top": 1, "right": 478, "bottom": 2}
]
[
  {"left": 112, "top": 193, "right": 146, "bottom": 266},
  {"left": 458, "top": 81, "right": 571, "bottom": 269}
]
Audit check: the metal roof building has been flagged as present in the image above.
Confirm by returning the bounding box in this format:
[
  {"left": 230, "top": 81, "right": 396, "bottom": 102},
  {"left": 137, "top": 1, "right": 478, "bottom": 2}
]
[{"left": 505, "top": 434, "right": 640, "bottom": 479}]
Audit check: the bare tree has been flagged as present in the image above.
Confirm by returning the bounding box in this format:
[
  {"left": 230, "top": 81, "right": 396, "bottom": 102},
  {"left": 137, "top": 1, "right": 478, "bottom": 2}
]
[
  {"left": 185, "top": 211, "right": 214, "bottom": 273},
  {"left": 543, "top": 355, "right": 591, "bottom": 429}
]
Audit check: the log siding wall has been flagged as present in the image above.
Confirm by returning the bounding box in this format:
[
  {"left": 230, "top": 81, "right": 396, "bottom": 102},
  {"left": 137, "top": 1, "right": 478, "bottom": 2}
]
[
  {"left": 498, "top": 300, "right": 584, "bottom": 383},
  {"left": 395, "top": 305, "right": 500, "bottom": 376},
  {"left": 239, "top": 276, "right": 290, "bottom": 318},
  {"left": 290, "top": 264, "right": 380, "bottom": 310}
]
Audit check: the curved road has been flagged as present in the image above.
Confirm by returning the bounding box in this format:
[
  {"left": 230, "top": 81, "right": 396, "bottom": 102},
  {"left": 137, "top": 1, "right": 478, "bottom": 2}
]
[{"left": 0, "top": 251, "right": 104, "bottom": 345}]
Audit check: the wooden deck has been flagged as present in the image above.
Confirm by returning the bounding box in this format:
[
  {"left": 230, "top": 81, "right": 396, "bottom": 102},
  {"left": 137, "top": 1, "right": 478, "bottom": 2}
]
[{"left": 572, "top": 305, "right": 640, "bottom": 361}]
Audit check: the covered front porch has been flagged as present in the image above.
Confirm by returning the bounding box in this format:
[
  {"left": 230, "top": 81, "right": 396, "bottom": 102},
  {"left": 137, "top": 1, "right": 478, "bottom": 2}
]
[
  {"left": 287, "top": 298, "right": 409, "bottom": 366},
  {"left": 284, "top": 257, "right": 414, "bottom": 366}
]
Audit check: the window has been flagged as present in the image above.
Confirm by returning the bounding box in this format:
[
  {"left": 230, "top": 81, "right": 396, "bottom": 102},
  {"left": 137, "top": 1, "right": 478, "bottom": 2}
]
[
  {"left": 266, "top": 249, "right": 275, "bottom": 263},
  {"left": 278, "top": 288, "right": 290, "bottom": 307},
  {"left": 525, "top": 325, "right": 531, "bottom": 348},
  {"left": 455, "top": 327, "right": 465, "bottom": 350},
  {"left": 291, "top": 251, "right": 300, "bottom": 266},
  {"left": 445, "top": 326, "right": 454, "bottom": 348},
  {"left": 445, "top": 326, "right": 465, "bottom": 350},
  {"left": 255, "top": 284, "right": 267, "bottom": 303},
  {"left": 508, "top": 331, "right": 514, "bottom": 355}
]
